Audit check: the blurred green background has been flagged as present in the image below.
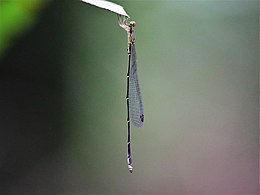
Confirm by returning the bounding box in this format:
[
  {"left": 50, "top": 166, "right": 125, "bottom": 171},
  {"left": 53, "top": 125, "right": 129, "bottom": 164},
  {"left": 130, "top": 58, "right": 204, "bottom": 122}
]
[{"left": 0, "top": 0, "right": 258, "bottom": 194}]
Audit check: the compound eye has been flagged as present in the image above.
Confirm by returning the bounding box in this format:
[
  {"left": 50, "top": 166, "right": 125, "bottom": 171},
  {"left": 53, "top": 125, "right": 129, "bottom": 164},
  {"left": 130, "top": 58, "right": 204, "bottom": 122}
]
[{"left": 129, "top": 21, "right": 136, "bottom": 27}]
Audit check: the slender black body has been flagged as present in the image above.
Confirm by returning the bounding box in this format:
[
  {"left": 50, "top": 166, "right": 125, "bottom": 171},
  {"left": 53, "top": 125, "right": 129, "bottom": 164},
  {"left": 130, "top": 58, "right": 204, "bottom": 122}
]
[{"left": 126, "top": 41, "right": 133, "bottom": 172}]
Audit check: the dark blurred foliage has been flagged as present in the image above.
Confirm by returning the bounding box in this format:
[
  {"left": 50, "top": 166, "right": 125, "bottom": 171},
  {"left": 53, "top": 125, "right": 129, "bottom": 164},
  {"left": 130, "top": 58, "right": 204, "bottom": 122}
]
[{"left": 0, "top": 0, "right": 66, "bottom": 194}]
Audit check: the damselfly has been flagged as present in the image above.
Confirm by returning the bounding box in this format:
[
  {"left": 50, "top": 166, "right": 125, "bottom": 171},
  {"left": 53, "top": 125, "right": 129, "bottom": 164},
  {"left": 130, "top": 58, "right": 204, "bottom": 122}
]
[{"left": 118, "top": 15, "right": 144, "bottom": 173}]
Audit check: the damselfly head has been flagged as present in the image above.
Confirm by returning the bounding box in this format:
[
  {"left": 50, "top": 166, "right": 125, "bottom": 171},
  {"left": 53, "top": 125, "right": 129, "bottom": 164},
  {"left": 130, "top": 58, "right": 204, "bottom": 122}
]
[{"left": 129, "top": 21, "right": 136, "bottom": 27}]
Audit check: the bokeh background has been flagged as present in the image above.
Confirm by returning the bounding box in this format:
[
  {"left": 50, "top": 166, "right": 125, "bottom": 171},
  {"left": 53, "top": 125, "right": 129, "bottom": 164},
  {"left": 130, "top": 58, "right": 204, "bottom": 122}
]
[{"left": 0, "top": 0, "right": 259, "bottom": 194}]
